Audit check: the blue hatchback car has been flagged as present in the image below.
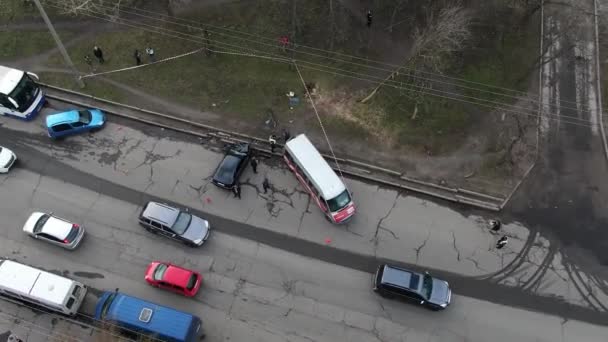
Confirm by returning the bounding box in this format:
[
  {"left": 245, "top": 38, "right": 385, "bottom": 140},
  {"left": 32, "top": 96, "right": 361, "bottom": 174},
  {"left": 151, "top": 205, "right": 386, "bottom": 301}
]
[{"left": 46, "top": 108, "right": 105, "bottom": 139}]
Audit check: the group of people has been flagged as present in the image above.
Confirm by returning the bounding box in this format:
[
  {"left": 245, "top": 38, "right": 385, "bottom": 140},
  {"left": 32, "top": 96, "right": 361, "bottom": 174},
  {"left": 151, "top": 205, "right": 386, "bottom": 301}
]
[
  {"left": 232, "top": 130, "right": 292, "bottom": 199},
  {"left": 84, "top": 45, "right": 157, "bottom": 69}
]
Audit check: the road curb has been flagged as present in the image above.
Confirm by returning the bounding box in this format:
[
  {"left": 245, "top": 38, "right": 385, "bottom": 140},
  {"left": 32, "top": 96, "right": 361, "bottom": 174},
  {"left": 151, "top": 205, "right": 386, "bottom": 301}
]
[{"left": 42, "top": 83, "right": 504, "bottom": 211}]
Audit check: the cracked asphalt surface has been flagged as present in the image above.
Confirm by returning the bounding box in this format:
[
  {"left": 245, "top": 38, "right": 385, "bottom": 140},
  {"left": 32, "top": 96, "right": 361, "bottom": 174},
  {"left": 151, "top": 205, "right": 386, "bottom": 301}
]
[
  {"left": 0, "top": 168, "right": 606, "bottom": 341},
  {"left": 1, "top": 101, "right": 607, "bottom": 326}
]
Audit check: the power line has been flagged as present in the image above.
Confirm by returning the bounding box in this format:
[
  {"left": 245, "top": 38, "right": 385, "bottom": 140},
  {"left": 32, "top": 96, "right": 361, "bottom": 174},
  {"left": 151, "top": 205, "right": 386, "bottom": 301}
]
[
  {"left": 79, "top": 0, "right": 600, "bottom": 113},
  {"left": 43, "top": 2, "right": 602, "bottom": 130},
  {"left": 293, "top": 61, "right": 345, "bottom": 180}
]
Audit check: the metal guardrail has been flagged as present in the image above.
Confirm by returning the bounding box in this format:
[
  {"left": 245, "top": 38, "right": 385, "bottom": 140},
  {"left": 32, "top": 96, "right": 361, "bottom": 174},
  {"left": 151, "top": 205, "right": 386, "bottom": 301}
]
[{"left": 40, "top": 83, "right": 506, "bottom": 211}]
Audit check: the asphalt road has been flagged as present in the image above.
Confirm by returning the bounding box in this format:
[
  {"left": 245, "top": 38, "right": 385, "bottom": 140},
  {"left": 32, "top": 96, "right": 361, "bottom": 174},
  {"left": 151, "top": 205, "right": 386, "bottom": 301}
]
[
  {"left": 0, "top": 166, "right": 606, "bottom": 341},
  {"left": 1, "top": 121, "right": 607, "bottom": 326}
]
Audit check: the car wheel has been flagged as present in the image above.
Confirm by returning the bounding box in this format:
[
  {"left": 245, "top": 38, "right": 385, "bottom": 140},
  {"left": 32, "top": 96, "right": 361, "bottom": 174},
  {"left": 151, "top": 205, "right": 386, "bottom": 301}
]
[
  {"left": 146, "top": 227, "right": 157, "bottom": 234},
  {"left": 185, "top": 241, "right": 198, "bottom": 248}
]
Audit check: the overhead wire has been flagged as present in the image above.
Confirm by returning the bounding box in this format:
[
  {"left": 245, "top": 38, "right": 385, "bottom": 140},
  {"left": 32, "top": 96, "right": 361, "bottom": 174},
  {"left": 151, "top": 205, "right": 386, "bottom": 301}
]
[
  {"left": 44, "top": 1, "right": 603, "bottom": 130},
  {"left": 82, "top": 0, "right": 602, "bottom": 113}
]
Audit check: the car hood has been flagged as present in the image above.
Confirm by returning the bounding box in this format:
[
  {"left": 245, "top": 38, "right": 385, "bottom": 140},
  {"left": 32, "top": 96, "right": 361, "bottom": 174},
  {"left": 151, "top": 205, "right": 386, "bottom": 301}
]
[
  {"left": 428, "top": 279, "right": 451, "bottom": 307},
  {"left": 0, "top": 147, "right": 14, "bottom": 166},
  {"left": 89, "top": 109, "right": 105, "bottom": 127},
  {"left": 181, "top": 215, "right": 210, "bottom": 243}
]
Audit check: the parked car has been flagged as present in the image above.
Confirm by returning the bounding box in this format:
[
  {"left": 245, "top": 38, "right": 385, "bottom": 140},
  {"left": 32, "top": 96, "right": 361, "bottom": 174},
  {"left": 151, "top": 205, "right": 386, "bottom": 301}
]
[
  {"left": 22, "top": 212, "right": 85, "bottom": 250},
  {"left": 145, "top": 261, "right": 202, "bottom": 297},
  {"left": 373, "top": 264, "right": 451, "bottom": 310},
  {"left": 0, "top": 146, "right": 16, "bottom": 173},
  {"left": 45, "top": 108, "right": 105, "bottom": 139},
  {"left": 138, "top": 201, "right": 210, "bottom": 247},
  {"left": 211, "top": 142, "right": 251, "bottom": 189}
]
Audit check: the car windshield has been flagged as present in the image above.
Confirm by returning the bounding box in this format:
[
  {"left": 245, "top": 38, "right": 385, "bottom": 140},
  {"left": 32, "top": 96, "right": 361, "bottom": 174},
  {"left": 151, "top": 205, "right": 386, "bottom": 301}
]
[
  {"left": 153, "top": 264, "right": 168, "bottom": 281},
  {"left": 326, "top": 189, "right": 352, "bottom": 213},
  {"left": 65, "top": 226, "right": 79, "bottom": 242},
  {"left": 100, "top": 292, "right": 117, "bottom": 319},
  {"left": 422, "top": 274, "right": 433, "bottom": 299},
  {"left": 186, "top": 274, "right": 198, "bottom": 290},
  {"left": 8, "top": 74, "right": 38, "bottom": 112},
  {"left": 78, "top": 110, "right": 92, "bottom": 124},
  {"left": 171, "top": 212, "right": 192, "bottom": 235},
  {"left": 34, "top": 214, "right": 50, "bottom": 233}
]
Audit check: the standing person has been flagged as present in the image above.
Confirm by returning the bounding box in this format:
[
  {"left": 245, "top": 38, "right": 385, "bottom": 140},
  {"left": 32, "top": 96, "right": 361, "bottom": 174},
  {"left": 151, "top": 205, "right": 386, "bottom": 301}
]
[
  {"left": 93, "top": 46, "right": 104, "bottom": 63},
  {"left": 496, "top": 236, "right": 508, "bottom": 249},
  {"left": 233, "top": 183, "right": 241, "bottom": 199},
  {"left": 84, "top": 55, "right": 93, "bottom": 71},
  {"left": 366, "top": 10, "right": 373, "bottom": 28},
  {"left": 251, "top": 156, "right": 258, "bottom": 174},
  {"left": 262, "top": 177, "right": 270, "bottom": 194},
  {"left": 488, "top": 219, "right": 502, "bottom": 232},
  {"left": 269, "top": 134, "right": 277, "bottom": 153},
  {"left": 145, "top": 46, "right": 156, "bottom": 62},
  {"left": 283, "top": 129, "right": 291, "bottom": 143},
  {"left": 134, "top": 49, "right": 142, "bottom": 65}
]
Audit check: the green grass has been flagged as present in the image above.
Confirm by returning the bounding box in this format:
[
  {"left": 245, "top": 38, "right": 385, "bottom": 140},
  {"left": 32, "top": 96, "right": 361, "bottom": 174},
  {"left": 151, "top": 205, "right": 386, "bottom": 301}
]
[
  {"left": 39, "top": 71, "right": 128, "bottom": 104},
  {"left": 0, "top": 30, "right": 59, "bottom": 58},
  {"left": 36, "top": 0, "right": 538, "bottom": 156}
]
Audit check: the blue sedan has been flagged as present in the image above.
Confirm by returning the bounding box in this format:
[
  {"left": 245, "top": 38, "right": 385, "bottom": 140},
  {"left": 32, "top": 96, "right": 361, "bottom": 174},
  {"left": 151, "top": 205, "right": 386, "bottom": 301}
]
[{"left": 46, "top": 109, "right": 106, "bottom": 139}]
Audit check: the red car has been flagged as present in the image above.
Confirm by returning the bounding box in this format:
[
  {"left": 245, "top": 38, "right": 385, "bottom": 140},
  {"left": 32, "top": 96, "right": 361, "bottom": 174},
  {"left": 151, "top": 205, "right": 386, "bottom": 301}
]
[{"left": 144, "top": 261, "right": 202, "bottom": 297}]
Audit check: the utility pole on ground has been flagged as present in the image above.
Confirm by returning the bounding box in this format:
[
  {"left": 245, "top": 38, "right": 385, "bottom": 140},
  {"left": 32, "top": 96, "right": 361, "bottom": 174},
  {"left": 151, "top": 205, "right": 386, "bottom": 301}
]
[{"left": 32, "top": 0, "right": 85, "bottom": 88}]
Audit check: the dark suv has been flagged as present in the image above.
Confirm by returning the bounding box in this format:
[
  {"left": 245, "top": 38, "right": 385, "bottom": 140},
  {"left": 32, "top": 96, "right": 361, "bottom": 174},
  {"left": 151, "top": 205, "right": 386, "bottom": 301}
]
[
  {"left": 138, "top": 202, "right": 210, "bottom": 247},
  {"left": 373, "top": 264, "right": 452, "bottom": 310},
  {"left": 211, "top": 143, "right": 251, "bottom": 189}
]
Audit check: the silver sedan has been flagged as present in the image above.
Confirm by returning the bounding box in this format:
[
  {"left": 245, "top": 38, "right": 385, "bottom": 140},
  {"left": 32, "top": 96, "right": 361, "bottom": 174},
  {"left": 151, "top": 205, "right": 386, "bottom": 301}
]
[{"left": 22, "top": 212, "right": 85, "bottom": 250}]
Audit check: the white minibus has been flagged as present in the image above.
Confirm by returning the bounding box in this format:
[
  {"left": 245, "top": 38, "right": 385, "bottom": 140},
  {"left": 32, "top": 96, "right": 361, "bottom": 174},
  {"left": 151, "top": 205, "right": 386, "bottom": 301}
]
[
  {"left": 0, "top": 259, "right": 87, "bottom": 316},
  {"left": 0, "top": 65, "right": 45, "bottom": 120},
  {"left": 284, "top": 134, "right": 356, "bottom": 223}
]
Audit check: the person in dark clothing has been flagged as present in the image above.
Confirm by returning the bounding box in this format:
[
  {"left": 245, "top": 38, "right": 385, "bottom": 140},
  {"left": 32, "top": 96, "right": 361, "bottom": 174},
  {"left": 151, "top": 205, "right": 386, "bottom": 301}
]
[
  {"left": 262, "top": 177, "right": 270, "bottom": 194},
  {"left": 496, "top": 236, "right": 508, "bottom": 249},
  {"left": 93, "top": 46, "right": 104, "bottom": 63},
  {"left": 269, "top": 135, "right": 278, "bottom": 153},
  {"left": 233, "top": 183, "right": 241, "bottom": 199},
  {"left": 366, "top": 10, "right": 372, "bottom": 28},
  {"left": 251, "top": 157, "right": 258, "bottom": 174},
  {"left": 488, "top": 219, "right": 502, "bottom": 231},
  {"left": 134, "top": 49, "right": 142, "bottom": 65},
  {"left": 283, "top": 129, "right": 291, "bottom": 143}
]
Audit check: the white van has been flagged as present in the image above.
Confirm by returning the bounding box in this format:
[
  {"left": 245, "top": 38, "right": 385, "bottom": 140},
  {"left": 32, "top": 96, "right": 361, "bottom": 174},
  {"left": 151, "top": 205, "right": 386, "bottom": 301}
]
[
  {"left": 0, "top": 65, "right": 45, "bottom": 120},
  {"left": 0, "top": 260, "right": 87, "bottom": 316}
]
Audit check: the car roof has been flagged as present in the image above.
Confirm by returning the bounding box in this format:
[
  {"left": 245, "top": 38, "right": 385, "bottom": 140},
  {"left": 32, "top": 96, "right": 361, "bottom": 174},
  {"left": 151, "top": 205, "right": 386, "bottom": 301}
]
[
  {"left": 285, "top": 134, "right": 346, "bottom": 200},
  {"left": 162, "top": 264, "right": 195, "bottom": 288},
  {"left": 46, "top": 110, "right": 79, "bottom": 126},
  {"left": 214, "top": 155, "right": 241, "bottom": 184},
  {"left": 103, "top": 292, "right": 196, "bottom": 341},
  {"left": 41, "top": 215, "right": 73, "bottom": 240},
  {"left": 142, "top": 202, "right": 179, "bottom": 226},
  {"left": 0, "top": 66, "right": 24, "bottom": 95},
  {"left": 381, "top": 265, "right": 421, "bottom": 290}
]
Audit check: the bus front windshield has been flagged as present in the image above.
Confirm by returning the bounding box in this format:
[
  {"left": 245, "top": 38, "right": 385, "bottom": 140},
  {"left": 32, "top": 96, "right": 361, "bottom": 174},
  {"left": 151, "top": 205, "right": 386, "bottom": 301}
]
[
  {"left": 326, "top": 189, "right": 352, "bottom": 213},
  {"left": 8, "top": 74, "right": 39, "bottom": 112}
]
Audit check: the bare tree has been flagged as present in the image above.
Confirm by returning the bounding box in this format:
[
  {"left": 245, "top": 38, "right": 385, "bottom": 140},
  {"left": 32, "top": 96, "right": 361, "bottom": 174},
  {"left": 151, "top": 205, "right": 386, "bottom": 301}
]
[
  {"left": 45, "top": 0, "right": 127, "bottom": 20},
  {"left": 361, "top": 1, "right": 472, "bottom": 103}
]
